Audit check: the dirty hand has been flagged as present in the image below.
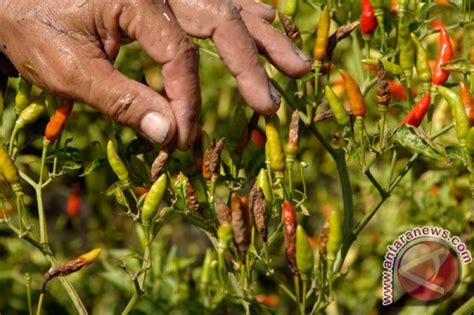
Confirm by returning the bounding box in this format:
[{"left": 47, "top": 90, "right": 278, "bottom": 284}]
[{"left": 0, "top": 0, "right": 311, "bottom": 149}]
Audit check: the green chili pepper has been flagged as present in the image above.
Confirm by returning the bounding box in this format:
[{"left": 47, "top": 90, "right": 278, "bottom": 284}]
[
  {"left": 278, "top": 0, "right": 298, "bottom": 17},
  {"left": 257, "top": 168, "right": 273, "bottom": 206},
  {"left": 437, "top": 86, "right": 470, "bottom": 141},
  {"left": 466, "top": 127, "right": 474, "bottom": 155},
  {"left": 410, "top": 33, "right": 431, "bottom": 83},
  {"left": 327, "top": 210, "right": 342, "bottom": 272},
  {"left": 107, "top": 140, "right": 129, "bottom": 183},
  {"left": 0, "top": 146, "right": 19, "bottom": 185},
  {"left": 15, "top": 94, "right": 46, "bottom": 129},
  {"left": 325, "top": 86, "right": 350, "bottom": 126},
  {"left": 141, "top": 173, "right": 167, "bottom": 227},
  {"left": 14, "top": 77, "right": 32, "bottom": 115},
  {"left": 217, "top": 224, "right": 233, "bottom": 252},
  {"left": 398, "top": 16, "right": 415, "bottom": 76},
  {"left": 296, "top": 225, "right": 314, "bottom": 281},
  {"left": 362, "top": 59, "right": 403, "bottom": 76},
  {"left": 265, "top": 115, "right": 286, "bottom": 173}
]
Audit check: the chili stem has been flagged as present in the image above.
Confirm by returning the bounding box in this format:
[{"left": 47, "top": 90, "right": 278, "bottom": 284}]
[
  {"left": 35, "top": 292, "right": 44, "bottom": 315},
  {"left": 294, "top": 276, "right": 301, "bottom": 314},
  {"left": 286, "top": 155, "right": 295, "bottom": 199},
  {"left": 378, "top": 105, "right": 387, "bottom": 150},
  {"left": 302, "top": 280, "right": 308, "bottom": 315},
  {"left": 314, "top": 61, "right": 322, "bottom": 103}
]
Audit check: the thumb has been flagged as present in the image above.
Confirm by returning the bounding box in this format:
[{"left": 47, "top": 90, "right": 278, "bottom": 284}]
[{"left": 71, "top": 58, "right": 176, "bottom": 144}]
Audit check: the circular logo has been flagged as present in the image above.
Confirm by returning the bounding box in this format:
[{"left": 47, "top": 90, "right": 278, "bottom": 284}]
[{"left": 396, "top": 239, "right": 461, "bottom": 302}]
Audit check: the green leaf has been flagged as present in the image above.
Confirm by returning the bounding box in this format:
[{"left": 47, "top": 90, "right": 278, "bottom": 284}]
[
  {"left": 79, "top": 158, "right": 107, "bottom": 177},
  {"left": 445, "top": 146, "right": 465, "bottom": 162},
  {"left": 440, "top": 59, "right": 472, "bottom": 73},
  {"left": 62, "top": 161, "right": 82, "bottom": 172},
  {"left": 391, "top": 125, "right": 449, "bottom": 162}
]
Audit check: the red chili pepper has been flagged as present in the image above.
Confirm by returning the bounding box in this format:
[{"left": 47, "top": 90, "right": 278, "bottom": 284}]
[
  {"left": 67, "top": 183, "right": 81, "bottom": 217},
  {"left": 282, "top": 200, "right": 297, "bottom": 226},
  {"left": 432, "top": 24, "right": 453, "bottom": 85},
  {"left": 388, "top": 80, "right": 407, "bottom": 100},
  {"left": 360, "top": 0, "right": 378, "bottom": 35},
  {"left": 45, "top": 99, "right": 73, "bottom": 143},
  {"left": 250, "top": 128, "right": 266, "bottom": 150},
  {"left": 400, "top": 92, "right": 431, "bottom": 127},
  {"left": 281, "top": 200, "right": 298, "bottom": 276}
]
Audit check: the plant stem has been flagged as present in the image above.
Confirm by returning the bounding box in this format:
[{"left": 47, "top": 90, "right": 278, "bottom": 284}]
[
  {"left": 353, "top": 198, "right": 387, "bottom": 237},
  {"left": 35, "top": 292, "right": 44, "bottom": 315},
  {"left": 26, "top": 273, "right": 33, "bottom": 315},
  {"left": 314, "top": 61, "right": 322, "bottom": 103},
  {"left": 378, "top": 105, "right": 387, "bottom": 150},
  {"left": 8, "top": 125, "right": 19, "bottom": 156},
  {"left": 45, "top": 255, "right": 87, "bottom": 314},
  {"left": 287, "top": 155, "right": 295, "bottom": 199},
  {"left": 302, "top": 280, "right": 308, "bottom": 315},
  {"left": 122, "top": 293, "right": 139, "bottom": 315},
  {"left": 294, "top": 276, "right": 301, "bottom": 314},
  {"left": 453, "top": 296, "right": 474, "bottom": 315},
  {"left": 123, "top": 226, "right": 152, "bottom": 314}
]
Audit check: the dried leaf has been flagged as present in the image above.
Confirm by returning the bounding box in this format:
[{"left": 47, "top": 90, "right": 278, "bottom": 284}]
[
  {"left": 327, "top": 21, "right": 360, "bottom": 60},
  {"left": 314, "top": 110, "right": 335, "bottom": 122}
]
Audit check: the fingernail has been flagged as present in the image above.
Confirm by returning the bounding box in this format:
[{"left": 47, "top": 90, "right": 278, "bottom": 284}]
[
  {"left": 269, "top": 83, "right": 281, "bottom": 107},
  {"left": 295, "top": 48, "right": 311, "bottom": 64},
  {"left": 260, "top": 2, "right": 274, "bottom": 10},
  {"left": 140, "top": 112, "right": 171, "bottom": 144}
]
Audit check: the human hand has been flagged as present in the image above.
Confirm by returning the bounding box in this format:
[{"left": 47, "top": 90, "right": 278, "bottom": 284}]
[{"left": 0, "top": 0, "right": 311, "bottom": 150}]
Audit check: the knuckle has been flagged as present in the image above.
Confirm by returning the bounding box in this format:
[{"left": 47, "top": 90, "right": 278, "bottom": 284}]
[
  {"left": 105, "top": 92, "right": 137, "bottom": 126},
  {"left": 216, "top": 1, "right": 242, "bottom": 21}
]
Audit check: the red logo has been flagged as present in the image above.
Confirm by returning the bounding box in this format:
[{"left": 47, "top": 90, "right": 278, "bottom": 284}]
[{"left": 396, "top": 239, "right": 460, "bottom": 302}]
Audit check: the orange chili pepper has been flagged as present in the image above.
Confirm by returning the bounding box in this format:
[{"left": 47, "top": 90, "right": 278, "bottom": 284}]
[
  {"left": 460, "top": 80, "right": 474, "bottom": 126},
  {"left": 255, "top": 294, "right": 279, "bottom": 307},
  {"left": 339, "top": 70, "right": 366, "bottom": 117},
  {"left": 45, "top": 98, "right": 73, "bottom": 143},
  {"left": 390, "top": 0, "right": 399, "bottom": 15},
  {"left": 67, "top": 183, "right": 81, "bottom": 217}
]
